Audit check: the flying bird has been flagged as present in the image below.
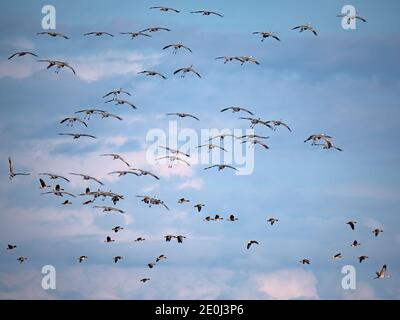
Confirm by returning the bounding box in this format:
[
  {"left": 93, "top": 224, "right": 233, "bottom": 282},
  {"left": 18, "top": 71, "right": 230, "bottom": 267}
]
[
  {"left": 61, "top": 200, "right": 72, "bottom": 205},
  {"left": 113, "top": 256, "right": 123, "bottom": 263},
  {"left": 104, "top": 236, "right": 115, "bottom": 243},
  {"left": 178, "top": 198, "right": 190, "bottom": 204},
  {"left": 176, "top": 235, "right": 186, "bottom": 243},
  {"left": 228, "top": 214, "right": 238, "bottom": 221},
  {"left": 150, "top": 6, "right": 179, "bottom": 13},
  {"left": 239, "top": 117, "right": 272, "bottom": 129},
  {"left": 84, "top": 31, "right": 114, "bottom": 37},
  {"left": 267, "top": 218, "right": 279, "bottom": 226},
  {"left": 38, "top": 59, "right": 76, "bottom": 74},
  {"left": 292, "top": 24, "right": 318, "bottom": 36},
  {"left": 17, "top": 257, "right": 28, "bottom": 264},
  {"left": 39, "top": 178, "right": 50, "bottom": 189},
  {"left": 332, "top": 253, "right": 342, "bottom": 260},
  {"left": 70, "top": 173, "right": 104, "bottom": 185},
  {"left": 266, "top": 120, "right": 292, "bottom": 132},
  {"left": 135, "top": 237, "right": 146, "bottom": 242},
  {"left": 112, "top": 226, "right": 124, "bottom": 233},
  {"left": 220, "top": 106, "right": 254, "bottom": 115},
  {"left": 204, "top": 164, "right": 238, "bottom": 171},
  {"left": 235, "top": 56, "right": 260, "bottom": 65},
  {"left": 164, "top": 235, "right": 174, "bottom": 242},
  {"left": 7, "top": 244, "right": 17, "bottom": 250},
  {"left": 94, "top": 206, "right": 125, "bottom": 214},
  {"left": 105, "top": 98, "right": 137, "bottom": 109},
  {"left": 37, "top": 31, "right": 69, "bottom": 39},
  {"left": 163, "top": 43, "right": 192, "bottom": 54},
  {"left": 101, "top": 153, "right": 130, "bottom": 167},
  {"left": 58, "top": 133, "right": 96, "bottom": 139},
  {"left": 374, "top": 265, "right": 387, "bottom": 279},
  {"left": 140, "top": 278, "right": 150, "bottom": 283},
  {"left": 148, "top": 263, "right": 156, "bottom": 269},
  {"left": 156, "top": 155, "right": 191, "bottom": 168},
  {"left": 372, "top": 228, "right": 383, "bottom": 237},
  {"left": 78, "top": 256, "right": 88, "bottom": 263},
  {"left": 166, "top": 113, "right": 200, "bottom": 120},
  {"left": 194, "top": 204, "right": 205, "bottom": 212},
  {"left": 215, "top": 56, "right": 238, "bottom": 64},
  {"left": 119, "top": 31, "right": 151, "bottom": 39},
  {"left": 351, "top": 240, "right": 361, "bottom": 247},
  {"left": 8, "top": 157, "right": 30, "bottom": 180},
  {"left": 358, "top": 256, "right": 368, "bottom": 263},
  {"left": 140, "top": 27, "right": 171, "bottom": 33},
  {"left": 173, "top": 65, "right": 201, "bottom": 78},
  {"left": 74, "top": 109, "right": 107, "bottom": 120},
  {"left": 242, "top": 139, "right": 269, "bottom": 149},
  {"left": 346, "top": 221, "right": 357, "bottom": 230},
  {"left": 60, "top": 116, "right": 88, "bottom": 127},
  {"left": 299, "top": 259, "right": 311, "bottom": 265},
  {"left": 252, "top": 31, "right": 280, "bottom": 42},
  {"left": 197, "top": 144, "right": 227, "bottom": 152},
  {"left": 130, "top": 169, "right": 160, "bottom": 180},
  {"left": 138, "top": 70, "right": 167, "bottom": 79},
  {"left": 108, "top": 170, "right": 139, "bottom": 177},
  {"left": 8, "top": 51, "right": 38, "bottom": 60},
  {"left": 190, "top": 10, "right": 223, "bottom": 17},
  {"left": 240, "top": 134, "right": 269, "bottom": 140},
  {"left": 39, "top": 173, "right": 70, "bottom": 182},
  {"left": 304, "top": 134, "right": 332, "bottom": 145},
  {"left": 156, "top": 255, "right": 167, "bottom": 263},
  {"left": 102, "top": 88, "right": 131, "bottom": 99},
  {"left": 247, "top": 240, "right": 259, "bottom": 250},
  {"left": 158, "top": 146, "right": 190, "bottom": 158},
  {"left": 337, "top": 13, "right": 367, "bottom": 24}
]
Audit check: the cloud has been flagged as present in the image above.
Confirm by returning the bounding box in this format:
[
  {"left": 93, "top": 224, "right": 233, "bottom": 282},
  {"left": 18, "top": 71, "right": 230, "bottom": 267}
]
[
  {"left": 177, "top": 178, "right": 204, "bottom": 190},
  {"left": 0, "top": 59, "right": 40, "bottom": 79},
  {"left": 256, "top": 269, "right": 319, "bottom": 300}
]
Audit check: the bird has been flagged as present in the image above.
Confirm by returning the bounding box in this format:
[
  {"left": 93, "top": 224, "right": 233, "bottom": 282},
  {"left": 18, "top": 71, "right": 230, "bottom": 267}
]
[
  {"left": 372, "top": 228, "right": 383, "bottom": 237},
  {"left": 37, "top": 31, "right": 69, "bottom": 39},
  {"left": 292, "top": 24, "right": 318, "bottom": 36},
  {"left": 265, "top": 120, "right": 292, "bottom": 132},
  {"left": 94, "top": 206, "right": 125, "bottom": 214},
  {"left": 194, "top": 204, "right": 205, "bottom": 212},
  {"left": 8, "top": 157, "right": 30, "bottom": 180},
  {"left": 95, "top": 111, "right": 123, "bottom": 121},
  {"left": 191, "top": 10, "right": 223, "bottom": 17},
  {"left": 176, "top": 235, "right": 186, "bottom": 243},
  {"left": 39, "top": 178, "right": 50, "bottom": 189},
  {"left": 374, "top": 265, "right": 387, "bottom": 279},
  {"left": 69, "top": 173, "right": 104, "bottom": 185},
  {"left": 220, "top": 107, "right": 254, "bottom": 115},
  {"left": 61, "top": 200, "right": 72, "bottom": 205},
  {"left": 8, "top": 51, "right": 38, "bottom": 60},
  {"left": 134, "top": 237, "right": 146, "bottom": 242},
  {"left": 58, "top": 133, "right": 96, "bottom": 139},
  {"left": 140, "top": 278, "right": 150, "bottom": 283},
  {"left": 208, "top": 134, "right": 239, "bottom": 142},
  {"left": 358, "top": 256, "right": 368, "bottom": 263},
  {"left": 104, "top": 236, "right": 115, "bottom": 243},
  {"left": 74, "top": 109, "right": 107, "bottom": 120},
  {"left": 105, "top": 98, "right": 137, "bottom": 109},
  {"left": 235, "top": 56, "right": 260, "bottom": 65},
  {"left": 304, "top": 134, "right": 332, "bottom": 145},
  {"left": 228, "top": 214, "right": 238, "bottom": 222},
  {"left": 166, "top": 113, "right": 199, "bottom": 120},
  {"left": 60, "top": 116, "right": 88, "bottom": 127},
  {"left": 178, "top": 198, "right": 190, "bottom": 204},
  {"left": 41, "top": 190, "right": 76, "bottom": 198},
  {"left": 346, "top": 221, "right": 357, "bottom": 230},
  {"left": 102, "top": 88, "right": 131, "bottom": 99},
  {"left": 239, "top": 117, "right": 272, "bottom": 129},
  {"left": 138, "top": 70, "right": 167, "bottom": 79},
  {"left": 252, "top": 31, "right": 280, "bottom": 42},
  {"left": 113, "top": 256, "right": 123, "bottom": 263},
  {"left": 156, "top": 156, "right": 191, "bottom": 168},
  {"left": 78, "top": 256, "right": 88, "bottom": 263},
  {"left": 215, "top": 56, "right": 238, "bottom": 64},
  {"left": 156, "top": 255, "right": 167, "bottom": 263},
  {"left": 242, "top": 139, "right": 269, "bottom": 149},
  {"left": 6, "top": 244, "right": 17, "bottom": 250},
  {"left": 163, "top": 44, "right": 192, "bottom": 54},
  {"left": 158, "top": 146, "right": 190, "bottom": 158},
  {"left": 137, "top": 196, "right": 170, "bottom": 210},
  {"left": 197, "top": 144, "right": 227, "bottom": 152},
  {"left": 39, "top": 173, "right": 70, "bottom": 182},
  {"left": 148, "top": 262, "right": 156, "bottom": 269},
  {"left": 140, "top": 27, "right": 171, "bottom": 33},
  {"left": 119, "top": 31, "right": 151, "bottom": 39},
  {"left": 337, "top": 13, "right": 367, "bottom": 24},
  {"left": 17, "top": 257, "right": 28, "bottom": 264},
  {"left": 101, "top": 154, "right": 130, "bottom": 167},
  {"left": 150, "top": 6, "right": 180, "bottom": 13},
  {"left": 267, "top": 218, "right": 279, "bottom": 226},
  {"left": 108, "top": 170, "right": 139, "bottom": 177},
  {"left": 173, "top": 65, "right": 201, "bottom": 78},
  {"left": 84, "top": 31, "right": 114, "bottom": 37},
  {"left": 299, "top": 259, "right": 311, "bottom": 265},
  {"left": 323, "top": 139, "right": 343, "bottom": 152},
  {"left": 164, "top": 235, "right": 174, "bottom": 242},
  {"left": 240, "top": 134, "right": 269, "bottom": 140},
  {"left": 130, "top": 169, "right": 160, "bottom": 180},
  {"left": 351, "top": 240, "right": 361, "bottom": 247},
  {"left": 112, "top": 226, "right": 124, "bottom": 233},
  {"left": 38, "top": 59, "right": 76, "bottom": 74},
  {"left": 332, "top": 253, "right": 342, "bottom": 260},
  {"left": 247, "top": 240, "right": 259, "bottom": 249},
  {"left": 204, "top": 164, "right": 238, "bottom": 171}
]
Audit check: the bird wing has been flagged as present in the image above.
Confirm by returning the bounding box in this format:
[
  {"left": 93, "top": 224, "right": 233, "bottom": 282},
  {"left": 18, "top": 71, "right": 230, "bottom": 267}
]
[
  {"left": 241, "top": 108, "right": 254, "bottom": 115},
  {"left": 64, "top": 64, "right": 76, "bottom": 74},
  {"left": 191, "top": 69, "right": 202, "bottom": 78},
  {"left": 147, "top": 172, "right": 160, "bottom": 180},
  {"left": 155, "top": 72, "right": 167, "bottom": 79},
  {"left": 173, "top": 68, "right": 184, "bottom": 75},
  {"left": 210, "top": 11, "right": 224, "bottom": 17},
  {"left": 220, "top": 107, "right": 232, "bottom": 112},
  {"left": 8, "top": 52, "right": 19, "bottom": 60},
  {"left": 281, "top": 122, "right": 292, "bottom": 132},
  {"left": 187, "top": 114, "right": 200, "bottom": 120},
  {"left": 76, "top": 118, "right": 88, "bottom": 127},
  {"left": 204, "top": 165, "right": 218, "bottom": 170},
  {"left": 225, "top": 165, "right": 238, "bottom": 171},
  {"left": 80, "top": 134, "right": 97, "bottom": 138},
  {"left": 163, "top": 44, "right": 173, "bottom": 50},
  {"left": 356, "top": 16, "right": 367, "bottom": 22},
  {"left": 311, "top": 29, "right": 318, "bottom": 36},
  {"left": 292, "top": 26, "right": 302, "bottom": 30},
  {"left": 273, "top": 35, "right": 281, "bottom": 41},
  {"left": 176, "top": 158, "right": 191, "bottom": 166},
  {"left": 104, "top": 32, "right": 114, "bottom": 37},
  {"left": 8, "top": 157, "right": 13, "bottom": 174},
  {"left": 182, "top": 45, "right": 192, "bottom": 53},
  {"left": 89, "top": 176, "right": 104, "bottom": 185},
  {"left": 83, "top": 32, "right": 95, "bottom": 36}
]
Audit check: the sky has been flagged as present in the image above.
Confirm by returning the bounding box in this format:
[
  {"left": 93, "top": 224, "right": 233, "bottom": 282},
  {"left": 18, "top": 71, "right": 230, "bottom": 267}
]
[{"left": 0, "top": 0, "right": 399, "bottom": 300}]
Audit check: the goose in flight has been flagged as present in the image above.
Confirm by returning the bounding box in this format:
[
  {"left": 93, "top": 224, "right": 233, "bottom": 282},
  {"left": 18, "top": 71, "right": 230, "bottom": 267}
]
[
  {"left": 176, "top": 235, "right": 186, "bottom": 243},
  {"left": 299, "top": 259, "right": 311, "bottom": 265},
  {"left": 215, "top": 56, "right": 238, "bottom": 64},
  {"left": 332, "top": 253, "right": 342, "bottom": 260},
  {"left": 178, "top": 198, "right": 190, "bottom": 204},
  {"left": 140, "top": 27, "right": 171, "bottom": 33},
  {"left": 59, "top": 133, "right": 96, "bottom": 140},
  {"left": 242, "top": 139, "right": 269, "bottom": 149},
  {"left": 323, "top": 139, "right": 343, "bottom": 151},
  {"left": 136, "top": 195, "right": 170, "bottom": 210},
  {"left": 304, "top": 134, "right": 332, "bottom": 145},
  {"left": 8, "top": 51, "right": 38, "bottom": 60},
  {"left": 39, "top": 173, "right": 70, "bottom": 183},
  {"left": 130, "top": 168, "right": 160, "bottom": 180},
  {"left": 38, "top": 59, "right": 76, "bottom": 74},
  {"left": 108, "top": 170, "right": 139, "bottom": 177},
  {"left": 104, "top": 236, "right": 115, "bottom": 243},
  {"left": 41, "top": 190, "right": 76, "bottom": 198},
  {"left": 94, "top": 206, "right": 125, "bottom": 214},
  {"left": 140, "top": 278, "right": 150, "bottom": 283},
  {"left": 266, "top": 120, "right": 292, "bottom": 132},
  {"left": 120, "top": 31, "right": 151, "bottom": 39},
  {"left": 247, "top": 240, "right": 259, "bottom": 250},
  {"left": 374, "top": 265, "right": 387, "bottom": 279},
  {"left": 346, "top": 221, "right": 357, "bottom": 230},
  {"left": 267, "top": 218, "right": 279, "bottom": 225},
  {"left": 96, "top": 111, "right": 123, "bottom": 121},
  {"left": 337, "top": 13, "right": 367, "bottom": 24},
  {"left": 101, "top": 153, "right": 130, "bottom": 167},
  {"left": 39, "top": 178, "right": 50, "bottom": 189},
  {"left": 60, "top": 116, "right": 88, "bottom": 127},
  {"left": 156, "top": 255, "right": 167, "bottom": 263},
  {"left": 37, "top": 31, "right": 69, "bottom": 39},
  {"left": 156, "top": 155, "right": 191, "bottom": 168},
  {"left": 105, "top": 98, "right": 137, "bottom": 109},
  {"left": 114, "top": 256, "right": 123, "bottom": 263},
  {"left": 112, "top": 226, "right": 124, "bottom": 233},
  {"left": 7, "top": 244, "right": 17, "bottom": 250},
  {"left": 84, "top": 31, "right": 114, "bottom": 37},
  {"left": 194, "top": 204, "right": 205, "bottom": 212},
  {"left": 150, "top": 6, "right": 180, "bottom": 13},
  {"left": 17, "top": 257, "right": 28, "bottom": 264},
  {"left": 372, "top": 228, "right": 383, "bottom": 237},
  {"left": 292, "top": 24, "right": 318, "bottom": 36},
  {"left": 208, "top": 134, "right": 239, "bottom": 141},
  {"left": 239, "top": 117, "right": 272, "bottom": 129},
  {"left": 70, "top": 173, "right": 103, "bottom": 185},
  {"left": 358, "top": 256, "right": 368, "bottom": 263},
  {"left": 235, "top": 56, "right": 260, "bottom": 65},
  {"left": 163, "top": 44, "right": 192, "bottom": 54},
  {"left": 220, "top": 106, "right": 254, "bottom": 115},
  {"left": 240, "top": 134, "right": 269, "bottom": 140},
  {"left": 138, "top": 70, "right": 167, "bottom": 79},
  {"left": 173, "top": 65, "right": 201, "bottom": 78},
  {"left": 148, "top": 263, "right": 156, "bottom": 269},
  {"left": 74, "top": 109, "right": 107, "bottom": 120},
  {"left": 228, "top": 214, "right": 238, "bottom": 221},
  {"left": 8, "top": 157, "right": 30, "bottom": 180},
  {"left": 61, "top": 200, "right": 72, "bottom": 205},
  {"left": 166, "top": 113, "right": 200, "bottom": 120},
  {"left": 78, "top": 256, "right": 88, "bottom": 263},
  {"left": 164, "top": 235, "right": 174, "bottom": 242},
  {"left": 135, "top": 237, "right": 145, "bottom": 242},
  {"left": 158, "top": 146, "right": 190, "bottom": 158},
  {"left": 102, "top": 88, "right": 131, "bottom": 99},
  {"left": 197, "top": 144, "right": 227, "bottom": 152},
  {"left": 204, "top": 164, "right": 238, "bottom": 171},
  {"left": 351, "top": 240, "right": 361, "bottom": 247},
  {"left": 252, "top": 31, "right": 280, "bottom": 42},
  {"left": 191, "top": 10, "right": 223, "bottom": 17}
]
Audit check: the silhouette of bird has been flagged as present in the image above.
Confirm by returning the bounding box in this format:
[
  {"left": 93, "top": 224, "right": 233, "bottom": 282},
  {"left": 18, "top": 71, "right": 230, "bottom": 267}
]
[
  {"left": 156, "top": 255, "right": 167, "bottom": 263},
  {"left": 351, "top": 240, "right": 361, "bottom": 247},
  {"left": 140, "top": 278, "right": 150, "bottom": 283},
  {"left": 8, "top": 51, "right": 38, "bottom": 60},
  {"left": 70, "top": 173, "right": 103, "bottom": 185},
  {"left": 247, "top": 240, "right": 259, "bottom": 249},
  {"left": 194, "top": 204, "right": 205, "bottom": 212},
  {"left": 374, "top": 265, "right": 387, "bottom": 279},
  {"left": 138, "top": 70, "right": 167, "bottom": 79},
  {"left": 299, "top": 259, "right": 311, "bottom": 265},
  {"left": 7, "top": 244, "right": 17, "bottom": 250},
  {"left": 191, "top": 10, "right": 223, "bottom": 17},
  {"left": 60, "top": 116, "right": 88, "bottom": 127},
  {"left": 166, "top": 113, "right": 199, "bottom": 120},
  {"left": 17, "top": 257, "right": 28, "bottom": 264},
  {"left": 267, "top": 218, "right": 279, "bottom": 225},
  {"left": 228, "top": 214, "right": 238, "bottom": 221},
  {"left": 358, "top": 256, "right": 368, "bottom": 263},
  {"left": 101, "top": 153, "right": 130, "bottom": 167},
  {"left": 104, "top": 236, "right": 115, "bottom": 243},
  {"left": 252, "top": 31, "right": 280, "bottom": 42},
  {"left": 84, "top": 31, "right": 114, "bottom": 37},
  {"left": 372, "top": 228, "right": 383, "bottom": 237},
  {"left": 112, "top": 226, "right": 124, "bottom": 233},
  {"left": 58, "top": 133, "right": 96, "bottom": 139},
  {"left": 78, "top": 256, "right": 88, "bottom": 263},
  {"left": 220, "top": 106, "right": 254, "bottom": 115},
  {"left": 8, "top": 157, "right": 30, "bottom": 180},
  {"left": 150, "top": 6, "right": 180, "bottom": 13},
  {"left": 346, "top": 221, "right": 357, "bottom": 230},
  {"left": 332, "top": 253, "right": 342, "bottom": 260},
  {"left": 37, "top": 31, "right": 69, "bottom": 39},
  {"left": 173, "top": 65, "right": 201, "bottom": 78},
  {"left": 38, "top": 59, "right": 76, "bottom": 74},
  {"left": 114, "top": 256, "right": 123, "bottom": 263},
  {"left": 292, "top": 24, "right": 318, "bottom": 36},
  {"left": 204, "top": 164, "right": 238, "bottom": 171},
  {"left": 163, "top": 44, "right": 192, "bottom": 54},
  {"left": 135, "top": 237, "right": 146, "bottom": 242}
]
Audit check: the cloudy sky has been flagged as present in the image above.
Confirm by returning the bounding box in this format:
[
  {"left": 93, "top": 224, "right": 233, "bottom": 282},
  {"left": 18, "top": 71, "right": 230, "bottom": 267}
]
[{"left": 0, "top": 0, "right": 399, "bottom": 300}]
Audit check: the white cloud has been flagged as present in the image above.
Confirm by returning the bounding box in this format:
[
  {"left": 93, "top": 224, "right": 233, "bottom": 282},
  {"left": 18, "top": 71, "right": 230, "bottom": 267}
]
[
  {"left": 0, "top": 59, "right": 40, "bottom": 79},
  {"left": 177, "top": 178, "right": 204, "bottom": 190}
]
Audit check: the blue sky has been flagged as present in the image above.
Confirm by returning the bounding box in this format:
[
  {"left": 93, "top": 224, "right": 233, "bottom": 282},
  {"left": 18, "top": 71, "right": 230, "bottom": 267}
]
[{"left": 0, "top": 0, "right": 399, "bottom": 299}]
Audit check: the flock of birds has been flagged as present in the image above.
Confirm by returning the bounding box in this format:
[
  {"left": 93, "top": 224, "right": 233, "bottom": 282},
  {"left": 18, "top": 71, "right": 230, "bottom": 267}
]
[{"left": 5, "top": 4, "right": 389, "bottom": 291}]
